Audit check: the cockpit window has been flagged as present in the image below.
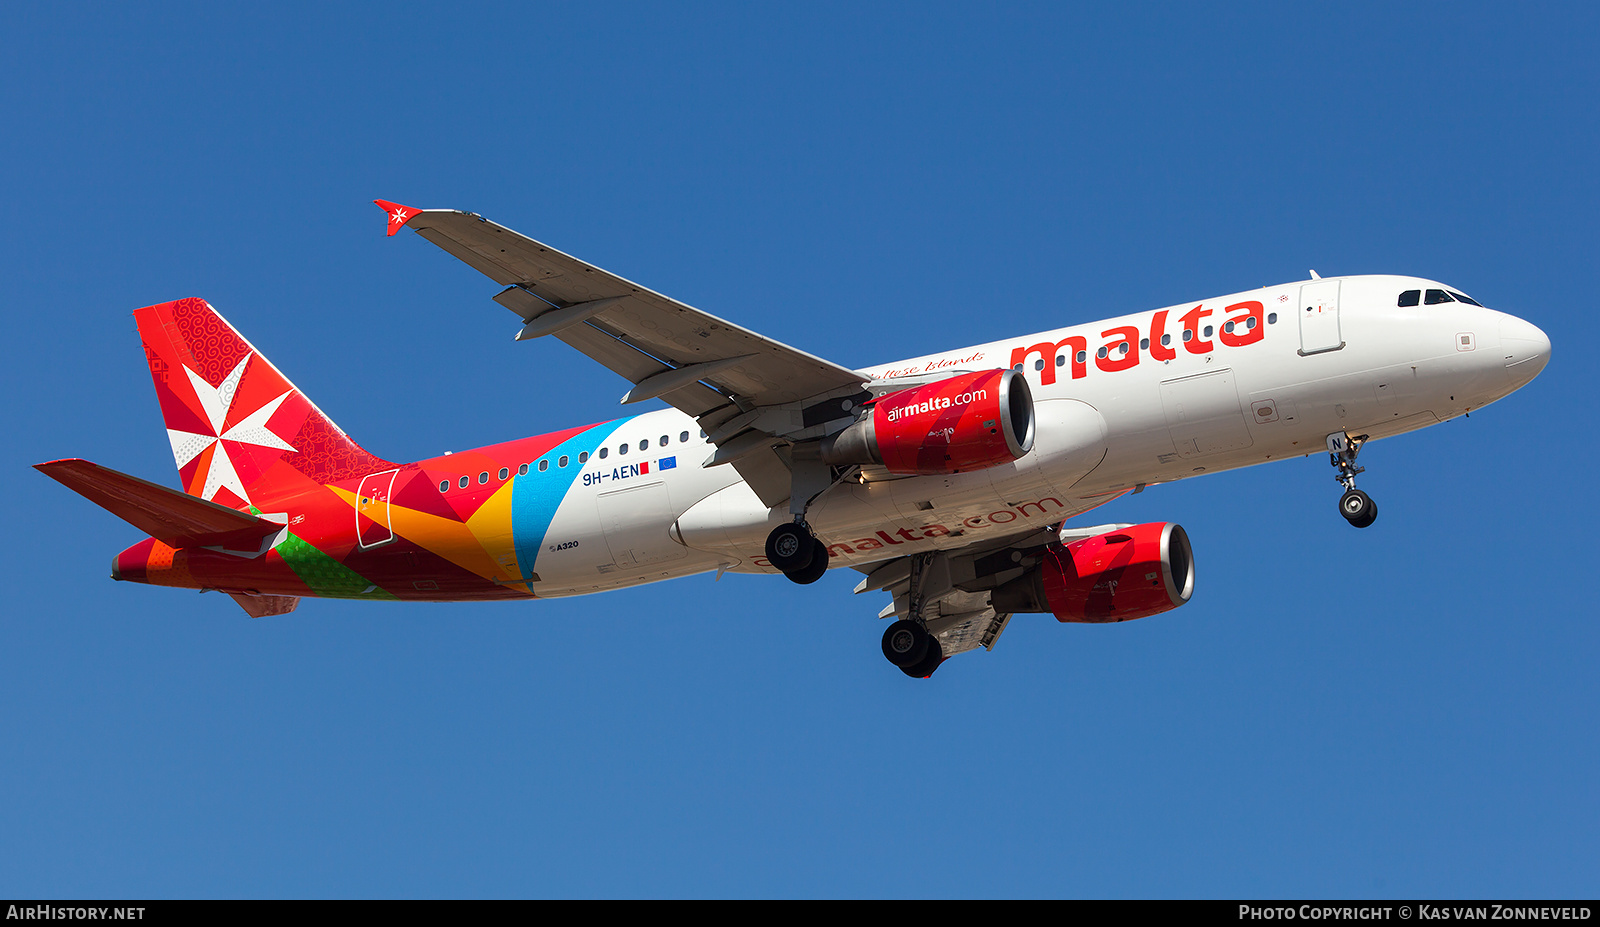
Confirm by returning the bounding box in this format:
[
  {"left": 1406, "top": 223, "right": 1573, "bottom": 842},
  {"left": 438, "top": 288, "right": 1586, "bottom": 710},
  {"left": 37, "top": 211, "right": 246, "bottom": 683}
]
[
  {"left": 1398, "top": 290, "right": 1420, "bottom": 307},
  {"left": 1424, "top": 289, "right": 1455, "bottom": 305},
  {"left": 1449, "top": 290, "right": 1483, "bottom": 307}
]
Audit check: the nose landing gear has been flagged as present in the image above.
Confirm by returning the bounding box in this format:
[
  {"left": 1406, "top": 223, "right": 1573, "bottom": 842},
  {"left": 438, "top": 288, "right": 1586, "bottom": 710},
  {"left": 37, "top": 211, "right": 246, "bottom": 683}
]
[{"left": 1328, "top": 432, "right": 1377, "bottom": 528}]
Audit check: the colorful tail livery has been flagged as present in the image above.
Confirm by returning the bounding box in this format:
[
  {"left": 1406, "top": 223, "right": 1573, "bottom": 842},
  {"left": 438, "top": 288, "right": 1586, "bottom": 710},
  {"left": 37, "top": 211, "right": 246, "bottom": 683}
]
[
  {"left": 38, "top": 203, "right": 1550, "bottom": 677},
  {"left": 136, "top": 297, "right": 393, "bottom": 506},
  {"left": 42, "top": 296, "right": 621, "bottom": 615}
]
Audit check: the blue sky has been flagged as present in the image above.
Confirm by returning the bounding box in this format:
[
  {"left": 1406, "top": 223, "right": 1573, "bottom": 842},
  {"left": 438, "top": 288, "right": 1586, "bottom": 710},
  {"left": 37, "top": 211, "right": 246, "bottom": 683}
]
[{"left": 3, "top": 2, "right": 1596, "bottom": 898}]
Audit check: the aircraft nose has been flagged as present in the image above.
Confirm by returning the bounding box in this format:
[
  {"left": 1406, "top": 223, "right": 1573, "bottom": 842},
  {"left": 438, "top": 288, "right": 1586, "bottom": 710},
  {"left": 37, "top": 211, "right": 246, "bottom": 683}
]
[{"left": 1499, "top": 314, "right": 1551, "bottom": 383}]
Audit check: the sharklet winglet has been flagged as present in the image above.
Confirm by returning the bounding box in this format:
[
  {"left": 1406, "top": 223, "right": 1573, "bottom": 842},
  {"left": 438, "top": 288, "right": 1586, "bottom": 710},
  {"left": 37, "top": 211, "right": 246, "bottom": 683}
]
[{"left": 374, "top": 199, "right": 420, "bottom": 237}]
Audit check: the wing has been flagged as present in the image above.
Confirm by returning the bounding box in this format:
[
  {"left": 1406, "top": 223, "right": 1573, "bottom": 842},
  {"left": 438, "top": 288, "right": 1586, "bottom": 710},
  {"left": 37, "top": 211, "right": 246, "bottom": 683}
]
[{"left": 378, "top": 201, "right": 869, "bottom": 504}]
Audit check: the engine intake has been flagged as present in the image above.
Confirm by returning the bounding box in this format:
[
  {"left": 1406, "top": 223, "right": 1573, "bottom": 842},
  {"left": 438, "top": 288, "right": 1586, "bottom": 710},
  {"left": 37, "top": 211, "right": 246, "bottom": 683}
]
[
  {"left": 820, "top": 369, "right": 1034, "bottom": 475},
  {"left": 991, "top": 522, "right": 1194, "bottom": 622}
]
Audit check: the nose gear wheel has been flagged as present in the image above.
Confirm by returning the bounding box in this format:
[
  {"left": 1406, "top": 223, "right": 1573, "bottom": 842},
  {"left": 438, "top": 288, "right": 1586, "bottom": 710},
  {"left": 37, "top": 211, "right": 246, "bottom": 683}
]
[{"left": 1339, "top": 489, "right": 1377, "bottom": 528}]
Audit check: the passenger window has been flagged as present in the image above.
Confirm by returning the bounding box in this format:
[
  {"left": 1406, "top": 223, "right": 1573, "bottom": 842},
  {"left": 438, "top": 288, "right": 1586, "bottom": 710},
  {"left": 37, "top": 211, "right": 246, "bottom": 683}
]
[
  {"left": 478, "top": 472, "right": 488, "bottom": 484},
  {"left": 1224, "top": 321, "right": 1235, "bottom": 334},
  {"left": 1267, "top": 312, "right": 1278, "bottom": 324},
  {"left": 458, "top": 476, "right": 470, "bottom": 489},
  {"left": 1183, "top": 329, "right": 1193, "bottom": 342},
  {"left": 599, "top": 447, "right": 608, "bottom": 459},
  {"left": 538, "top": 459, "right": 549, "bottom": 472},
  {"left": 619, "top": 443, "right": 629, "bottom": 455},
  {"left": 518, "top": 463, "right": 529, "bottom": 475},
  {"left": 1398, "top": 290, "right": 1421, "bottom": 307},
  {"left": 439, "top": 479, "right": 449, "bottom": 493},
  {"left": 1096, "top": 346, "right": 1108, "bottom": 359},
  {"left": 1055, "top": 355, "right": 1065, "bottom": 367},
  {"left": 1076, "top": 350, "right": 1086, "bottom": 363},
  {"left": 558, "top": 455, "right": 569, "bottom": 468},
  {"left": 1034, "top": 359, "right": 1045, "bottom": 371},
  {"left": 1161, "top": 334, "right": 1171, "bottom": 346},
  {"left": 1139, "top": 338, "right": 1149, "bottom": 350},
  {"left": 578, "top": 451, "right": 589, "bottom": 463},
  {"left": 1246, "top": 316, "right": 1257, "bottom": 330},
  {"left": 1203, "top": 325, "right": 1214, "bottom": 338},
  {"left": 679, "top": 432, "right": 689, "bottom": 443},
  {"left": 1425, "top": 289, "right": 1455, "bottom": 305},
  {"left": 640, "top": 438, "right": 649, "bottom": 450}
]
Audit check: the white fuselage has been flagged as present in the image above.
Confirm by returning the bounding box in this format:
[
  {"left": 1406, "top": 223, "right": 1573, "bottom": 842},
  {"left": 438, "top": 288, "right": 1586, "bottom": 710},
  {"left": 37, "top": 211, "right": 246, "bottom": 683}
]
[{"left": 523, "top": 274, "right": 1549, "bottom": 595}]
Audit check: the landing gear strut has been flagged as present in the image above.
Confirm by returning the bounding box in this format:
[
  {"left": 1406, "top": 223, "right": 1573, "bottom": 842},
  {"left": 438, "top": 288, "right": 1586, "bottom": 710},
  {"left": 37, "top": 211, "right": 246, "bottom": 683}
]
[{"left": 1328, "top": 432, "right": 1377, "bottom": 528}]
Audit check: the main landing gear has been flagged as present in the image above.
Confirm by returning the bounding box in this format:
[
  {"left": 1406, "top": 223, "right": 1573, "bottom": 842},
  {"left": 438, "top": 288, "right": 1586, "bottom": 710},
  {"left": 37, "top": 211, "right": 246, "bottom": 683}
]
[
  {"left": 765, "top": 521, "right": 829, "bottom": 584},
  {"left": 881, "top": 619, "right": 945, "bottom": 678},
  {"left": 878, "top": 552, "right": 945, "bottom": 678},
  {"left": 1328, "top": 432, "right": 1377, "bottom": 529}
]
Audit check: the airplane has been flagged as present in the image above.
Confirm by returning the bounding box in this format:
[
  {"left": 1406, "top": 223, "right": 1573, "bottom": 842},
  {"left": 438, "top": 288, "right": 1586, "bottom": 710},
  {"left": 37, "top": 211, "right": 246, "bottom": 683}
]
[{"left": 36, "top": 201, "right": 1552, "bottom": 677}]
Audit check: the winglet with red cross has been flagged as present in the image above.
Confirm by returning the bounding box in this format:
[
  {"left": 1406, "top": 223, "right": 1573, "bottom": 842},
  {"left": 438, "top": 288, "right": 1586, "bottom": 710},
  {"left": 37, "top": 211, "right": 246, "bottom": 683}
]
[{"left": 374, "top": 200, "right": 420, "bottom": 237}]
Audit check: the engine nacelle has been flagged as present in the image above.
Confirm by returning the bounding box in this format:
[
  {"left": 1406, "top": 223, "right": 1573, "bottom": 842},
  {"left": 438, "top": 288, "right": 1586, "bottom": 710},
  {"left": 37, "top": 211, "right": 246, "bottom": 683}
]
[
  {"left": 991, "top": 522, "right": 1194, "bottom": 623},
  {"left": 820, "top": 369, "right": 1034, "bottom": 475}
]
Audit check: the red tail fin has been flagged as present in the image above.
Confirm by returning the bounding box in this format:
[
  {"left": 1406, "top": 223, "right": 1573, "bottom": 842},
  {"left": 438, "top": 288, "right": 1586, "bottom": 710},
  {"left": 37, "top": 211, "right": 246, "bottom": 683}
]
[{"left": 134, "top": 298, "right": 394, "bottom": 508}]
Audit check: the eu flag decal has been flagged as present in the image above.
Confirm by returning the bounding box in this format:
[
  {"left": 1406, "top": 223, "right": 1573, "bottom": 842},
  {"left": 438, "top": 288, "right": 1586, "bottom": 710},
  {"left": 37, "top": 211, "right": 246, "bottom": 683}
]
[{"left": 659, "top": 456, "right": 677, "bottom": 471}]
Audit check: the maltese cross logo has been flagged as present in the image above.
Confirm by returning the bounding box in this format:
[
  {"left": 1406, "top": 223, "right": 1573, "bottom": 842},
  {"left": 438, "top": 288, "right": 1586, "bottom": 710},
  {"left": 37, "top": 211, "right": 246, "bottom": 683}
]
[{"left": 166, "top": 354, "right": 297, "bottom": 505}]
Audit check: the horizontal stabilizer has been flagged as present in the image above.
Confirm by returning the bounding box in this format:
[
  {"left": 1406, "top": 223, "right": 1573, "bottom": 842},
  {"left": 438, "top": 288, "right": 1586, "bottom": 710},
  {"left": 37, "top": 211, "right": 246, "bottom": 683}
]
[{"left": 35, "top": 458, "right": 283, "bottom": 549}]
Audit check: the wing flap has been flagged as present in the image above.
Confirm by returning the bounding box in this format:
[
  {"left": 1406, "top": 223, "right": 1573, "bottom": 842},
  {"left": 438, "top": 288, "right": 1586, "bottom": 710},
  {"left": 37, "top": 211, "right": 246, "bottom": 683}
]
[
  {"left": 552, "top": 323, "right": 728, "bottom": 417},
  {"left": 36, "top": 459, "right": 282, "bottom": 550}
]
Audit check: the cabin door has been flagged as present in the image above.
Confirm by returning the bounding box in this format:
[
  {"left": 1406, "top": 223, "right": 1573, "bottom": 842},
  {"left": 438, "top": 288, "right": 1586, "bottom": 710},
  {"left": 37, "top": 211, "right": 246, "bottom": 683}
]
[
  {"left": 356, "top": 468, "right": 400, "bottom": 549},
  {"left": 1298, "top": 279, "right": 1344, "bottom": 355}
]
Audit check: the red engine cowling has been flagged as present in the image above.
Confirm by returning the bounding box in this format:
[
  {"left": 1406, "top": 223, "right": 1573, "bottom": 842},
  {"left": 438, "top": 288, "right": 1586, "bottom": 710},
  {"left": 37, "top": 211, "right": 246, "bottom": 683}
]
[
  {"left": 820, "top": 369, "right": 1034, "bottom": 475},
  {"left": 1039, "top": 522, "right": 1194, "bottom": 622}
]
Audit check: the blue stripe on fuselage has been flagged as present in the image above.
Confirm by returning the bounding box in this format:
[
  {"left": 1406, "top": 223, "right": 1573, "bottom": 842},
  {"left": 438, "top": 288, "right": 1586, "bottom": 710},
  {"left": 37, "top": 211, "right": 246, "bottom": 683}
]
[{"left": 511, "top": 419, "right": 628, "bottom": 583}]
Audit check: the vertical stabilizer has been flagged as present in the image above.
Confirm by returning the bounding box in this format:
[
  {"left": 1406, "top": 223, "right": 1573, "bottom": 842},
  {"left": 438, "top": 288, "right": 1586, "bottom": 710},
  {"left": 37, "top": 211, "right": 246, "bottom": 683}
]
[{"left": 134, "top": 298, "right": 395, "bottom": 508}]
